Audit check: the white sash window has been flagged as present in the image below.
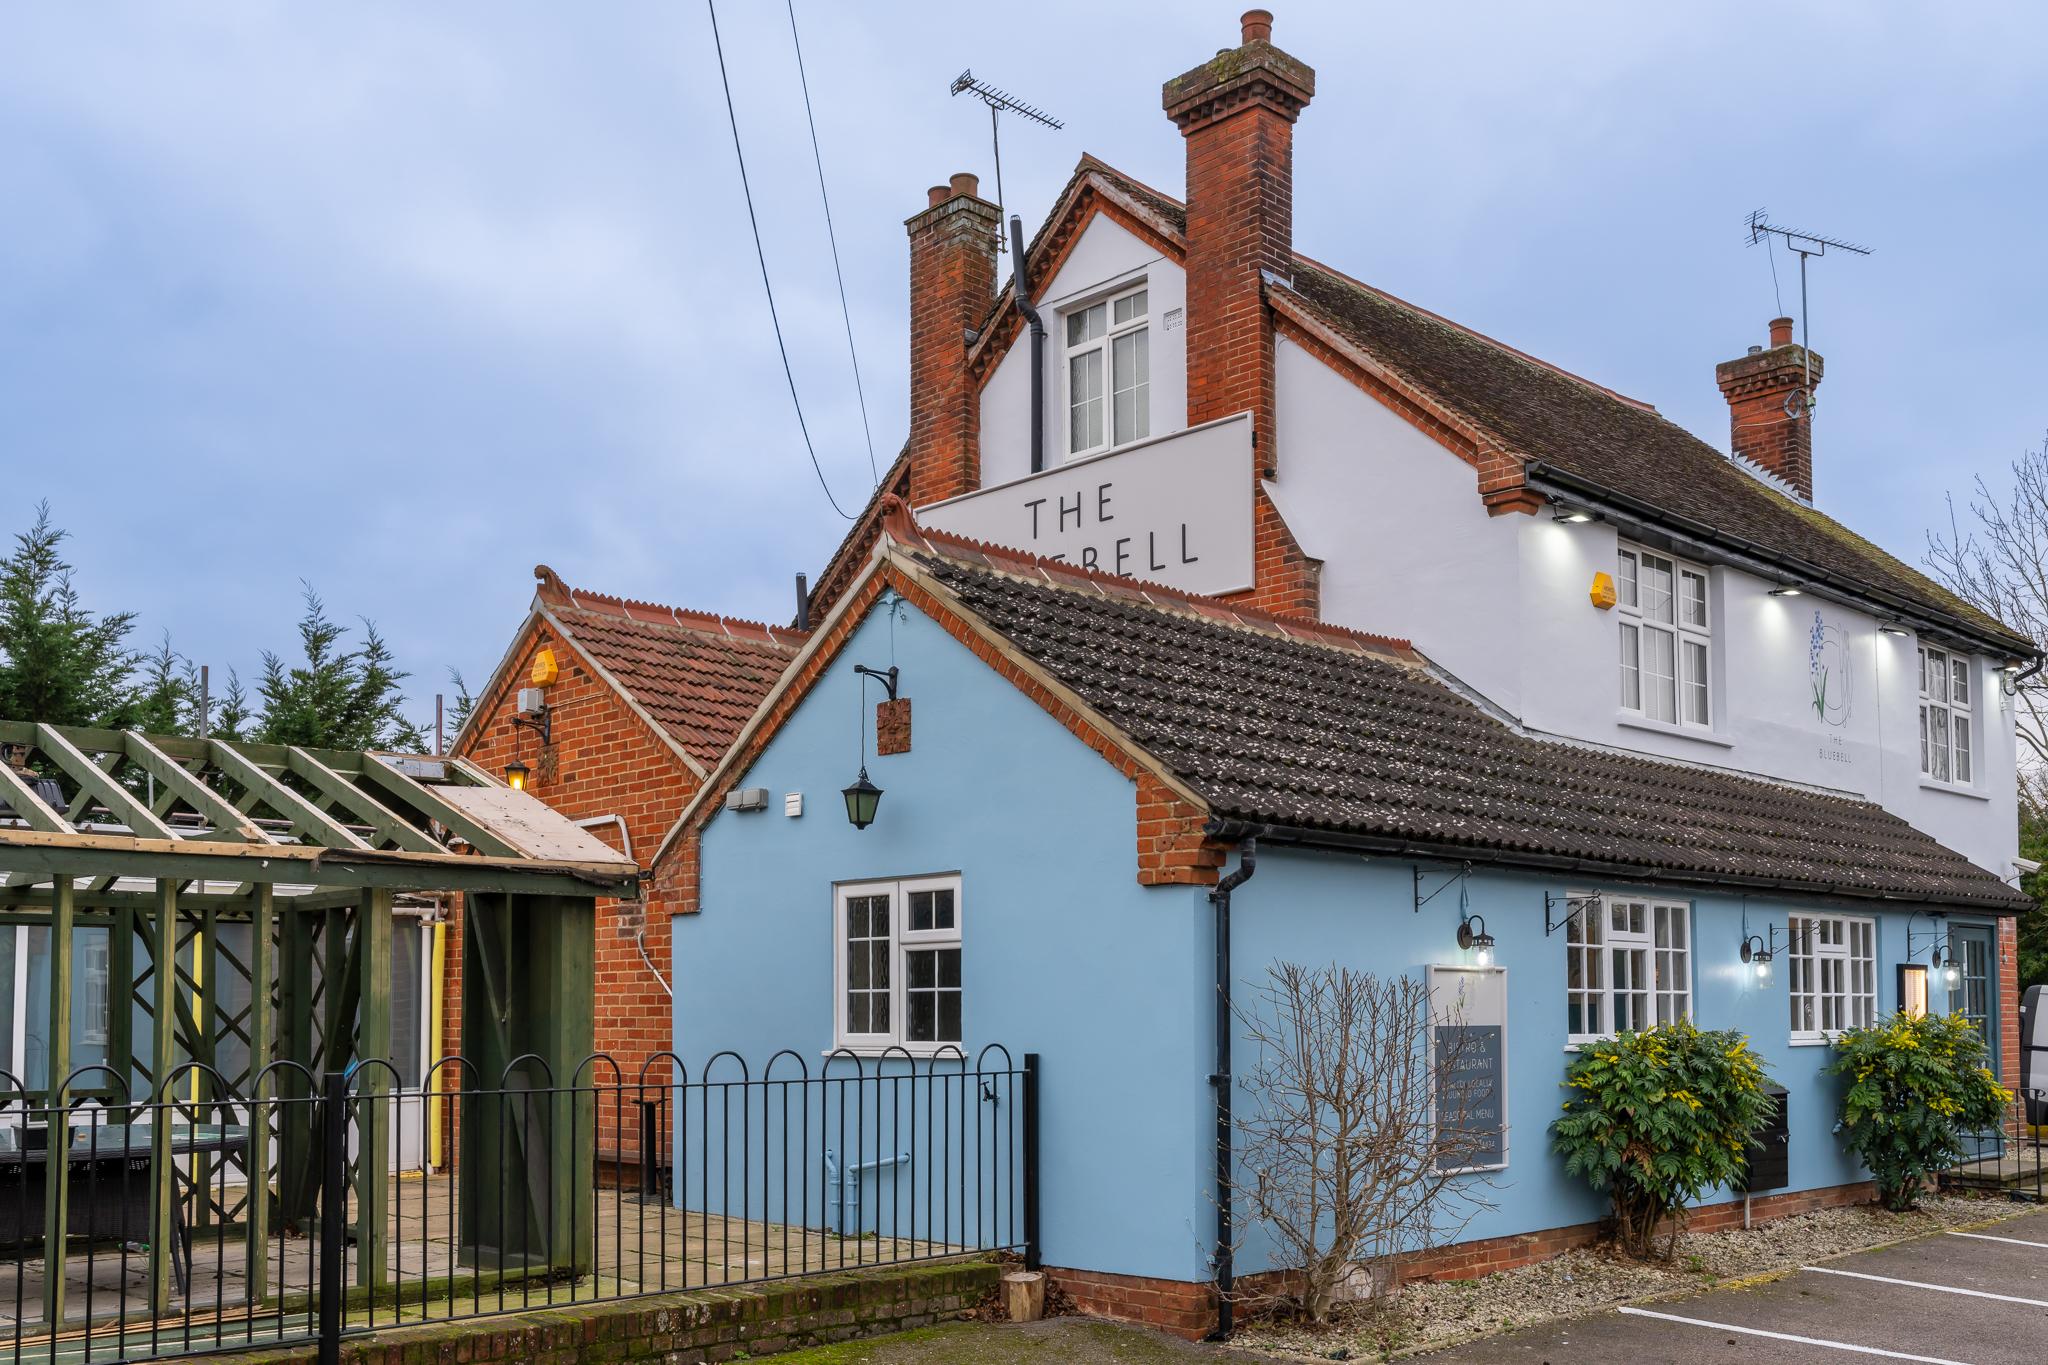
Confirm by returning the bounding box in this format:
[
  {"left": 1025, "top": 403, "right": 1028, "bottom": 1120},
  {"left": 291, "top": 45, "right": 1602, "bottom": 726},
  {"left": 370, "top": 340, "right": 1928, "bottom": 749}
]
[
  {"left": 1617, "top": 543, "right": 1712, "bottom": 730},
  {"left": 834, "top": 875, "right": 962, "bottom": 1053}
]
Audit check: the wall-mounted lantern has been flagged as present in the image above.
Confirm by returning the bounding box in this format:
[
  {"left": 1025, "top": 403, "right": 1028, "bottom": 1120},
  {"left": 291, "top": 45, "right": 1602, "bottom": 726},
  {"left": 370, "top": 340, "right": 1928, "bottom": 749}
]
[
  {"left": 1456, "top": 914, "right": 1496, "bottom": 968},
  {"left": 504, "top": 759, "right": 531, "bottom": 791},
  {"left": 1739, "top": 933, "right": 1774, "bottom": 984},
  {"left": 1907, "top": 910, "right": 1959, "bottom": 989},
  {"left": 841, "top": 768, "right": 883, "bottom": 830}
]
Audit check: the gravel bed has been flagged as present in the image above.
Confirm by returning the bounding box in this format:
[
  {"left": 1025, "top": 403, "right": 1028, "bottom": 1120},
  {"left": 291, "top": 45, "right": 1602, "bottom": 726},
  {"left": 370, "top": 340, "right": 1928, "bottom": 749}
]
[{"left": 1234, "top": 1194, "right": 2029, "bottom": 1361}]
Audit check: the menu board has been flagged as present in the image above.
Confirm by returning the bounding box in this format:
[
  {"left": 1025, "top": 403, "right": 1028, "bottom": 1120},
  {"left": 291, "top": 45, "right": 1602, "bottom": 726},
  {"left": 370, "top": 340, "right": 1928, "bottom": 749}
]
[{"left": 1428, "top": 966, "right": 1508, "bottom": 1172}]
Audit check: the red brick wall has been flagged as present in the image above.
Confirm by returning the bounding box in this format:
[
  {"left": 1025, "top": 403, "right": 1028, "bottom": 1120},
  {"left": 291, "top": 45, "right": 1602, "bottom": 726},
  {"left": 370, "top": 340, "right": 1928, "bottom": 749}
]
[
  {"left": 451, "top": 615, "right": 698, "bottom": 1173},
  {"left": 905, "top": 175, "right": 999, "bottom": 508},
  {"left": 1999, "top": 913, "right": 2021, "bottom": 1085}
]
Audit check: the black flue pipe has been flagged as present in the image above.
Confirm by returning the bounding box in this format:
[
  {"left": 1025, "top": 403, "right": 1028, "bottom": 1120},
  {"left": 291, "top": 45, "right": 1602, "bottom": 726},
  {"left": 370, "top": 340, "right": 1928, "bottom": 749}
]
[{"left": 1010, "top": 214, "right": 1046, "bottom": 473}]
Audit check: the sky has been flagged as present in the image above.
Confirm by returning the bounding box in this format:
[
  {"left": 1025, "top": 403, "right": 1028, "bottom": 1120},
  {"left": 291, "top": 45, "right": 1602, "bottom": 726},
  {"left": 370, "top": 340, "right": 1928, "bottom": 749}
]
[{"left": 3, "top": 3, "right": 2045, "bottom": 729}]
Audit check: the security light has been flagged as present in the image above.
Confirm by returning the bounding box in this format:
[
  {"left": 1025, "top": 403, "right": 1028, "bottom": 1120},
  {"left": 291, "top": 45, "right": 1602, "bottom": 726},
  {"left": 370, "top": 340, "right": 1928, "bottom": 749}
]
[
  {"left": 1768, "top": 586, "right": 1803, "bottom": 597},
  {"left": 1878, "top": 623, "right": 1910, "bottom": 637}
]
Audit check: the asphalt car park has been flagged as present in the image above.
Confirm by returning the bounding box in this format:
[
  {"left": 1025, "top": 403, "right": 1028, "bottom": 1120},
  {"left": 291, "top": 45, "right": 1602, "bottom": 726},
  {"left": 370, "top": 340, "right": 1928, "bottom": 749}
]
[{"left": 1419, "top": 1207, "right": 2048, "bottom": 1364}]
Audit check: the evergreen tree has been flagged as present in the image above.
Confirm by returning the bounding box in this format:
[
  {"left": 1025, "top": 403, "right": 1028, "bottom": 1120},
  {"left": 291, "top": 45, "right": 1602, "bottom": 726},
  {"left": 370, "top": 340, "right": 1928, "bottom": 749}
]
[
  {"left": 210, "top": 669, "right": 252, "bottom": 742},
  {"left": 2019, "top": 811, "right": 2048, "bottom": 992},
  {"left": 129, "top": 633, "right": 199, "bottom": 737},
  {"left": 250, "top": 586, "right": 428, "bottom": 752},
  {"left": 0, "top": 502, "right": 142, "bottom": 725}
]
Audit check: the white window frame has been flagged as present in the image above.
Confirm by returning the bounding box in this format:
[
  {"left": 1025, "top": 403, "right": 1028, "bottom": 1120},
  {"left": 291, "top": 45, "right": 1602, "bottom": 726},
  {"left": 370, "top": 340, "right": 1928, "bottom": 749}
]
[
  {"left": 1616, "top": 543, "right": 1713, "bottom": 732},
  {"left": 1063, "top": 282, "right": 1150, "bottom": 460},
  {"left": 832, "top": 875, "right": 962, "bottom": 1055},
  {"left": 1787, "top": 914, "right": 1876, "bottom": 1043},
  {"left": 1918, "top": 645, "right": 1974, "bottom": 786},
  {"left": 1565, "top": 895, "right": 1692, "bottom": 1044}
]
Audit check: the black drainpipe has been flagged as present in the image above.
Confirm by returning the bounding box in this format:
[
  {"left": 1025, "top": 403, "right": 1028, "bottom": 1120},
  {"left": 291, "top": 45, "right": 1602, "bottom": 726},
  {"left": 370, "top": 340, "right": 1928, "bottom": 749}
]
[
  {"left": 1207, "top": 837, "right": 1256, "bottom": 1341},
  {"left": 1009, "top": 214, "right": 1046, "bottom": 473}
]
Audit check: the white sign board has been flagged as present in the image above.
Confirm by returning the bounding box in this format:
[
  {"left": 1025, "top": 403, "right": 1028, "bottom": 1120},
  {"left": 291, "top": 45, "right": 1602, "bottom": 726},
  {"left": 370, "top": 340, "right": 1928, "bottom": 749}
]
[
  {"left": 918, "top": 413, "right": 1254, "bottom": 597},
  {"left": 1427, "top": 964, "right": 1508, "bottom": 1173}
]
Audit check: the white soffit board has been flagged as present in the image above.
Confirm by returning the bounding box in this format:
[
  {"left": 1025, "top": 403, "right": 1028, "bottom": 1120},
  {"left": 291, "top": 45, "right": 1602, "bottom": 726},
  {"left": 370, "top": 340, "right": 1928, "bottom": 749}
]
[{"left": 919, "top": 413, "right": 1254, "bottom": 598}]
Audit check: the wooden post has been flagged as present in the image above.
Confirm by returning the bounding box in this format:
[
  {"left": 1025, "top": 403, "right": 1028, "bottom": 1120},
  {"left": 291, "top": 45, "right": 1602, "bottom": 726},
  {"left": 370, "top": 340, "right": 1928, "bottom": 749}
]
[
  {"left": 109, "top": 903, "right": 135, "bottom": 1123},
  {"left": 276, "top": 902, "right": 317, "bottom": 1229},
  {"left": 192, "top": 902, "right": 219, "bottom": 1227},
  {"left": 41, "top": 877, "right": 74, "bottom": 1328},
  {"left": 147, "top": 879, "right": 177, "bottom": 1315},
  {"left": 354, "top": 889, "right": 393, "bottom": 1288},
  {"left": 245, "top": 885, "right": 275, "bottom": 1301}
]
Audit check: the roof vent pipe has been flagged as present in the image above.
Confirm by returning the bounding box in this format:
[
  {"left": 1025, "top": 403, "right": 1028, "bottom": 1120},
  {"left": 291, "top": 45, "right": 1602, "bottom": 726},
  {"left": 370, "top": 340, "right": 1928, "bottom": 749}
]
[
  {"left": 1010, "top": 214, "right": 1046, "bottom": 474},
  {"left": 795, "top": 573, "right": 810, "bottom": 632}
]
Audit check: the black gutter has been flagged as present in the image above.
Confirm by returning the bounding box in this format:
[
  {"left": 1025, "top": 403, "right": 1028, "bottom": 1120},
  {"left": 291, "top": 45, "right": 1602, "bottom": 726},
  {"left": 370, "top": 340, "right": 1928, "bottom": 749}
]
[
  {"left": 1526, "top": 462, "right": 2038, "bottom": 662},
  {"left": 1207, "top": 837, "right": 1255, "bottom": 1342},
  {"left": 1202, "top": 819, "right": 2028, "bottom": 915},
  {"left": 1010, "top": 215, "right": 1047, "bottom": 474}
]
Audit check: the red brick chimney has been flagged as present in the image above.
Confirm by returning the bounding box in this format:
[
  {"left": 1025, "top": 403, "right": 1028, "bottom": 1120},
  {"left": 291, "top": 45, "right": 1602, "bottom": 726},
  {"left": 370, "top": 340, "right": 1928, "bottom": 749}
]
[
  {"left": 1164, "top": 11, "right": 1321, "bottom": 620},
  {"left": 1163, "top": 10, "right": 1313, "bottom": 456},
  {"left": 1715, "top": 315, "right": 1824, "bottom": 502},
  {"left": 905, "top": 172, "right": 999, "bottom": 507}
]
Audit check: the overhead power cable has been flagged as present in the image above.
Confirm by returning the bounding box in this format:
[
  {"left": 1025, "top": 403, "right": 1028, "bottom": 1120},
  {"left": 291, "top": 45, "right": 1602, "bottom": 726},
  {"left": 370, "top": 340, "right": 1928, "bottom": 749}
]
[
  {"left": 704, "top": 0, "right": 856, "bottom": 520},
  {"left": 786, "top": 0, "right": 880, "bottom": 488}
]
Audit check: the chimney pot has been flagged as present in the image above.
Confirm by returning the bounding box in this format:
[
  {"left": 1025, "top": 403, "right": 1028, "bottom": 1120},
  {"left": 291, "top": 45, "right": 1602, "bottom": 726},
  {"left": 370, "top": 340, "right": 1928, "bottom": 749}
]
[
  {"left": 949, "top": 171, "right": 980, "bottom": 200},
  {"left": 1769, "top": 315, "right": 1795, "bottom": 348},
  {"left": 1241, "top": 9, "right": 1274, "bottom": 43},
  {"left": 927, "top": 184, "right": 949, "bottom": 208}
]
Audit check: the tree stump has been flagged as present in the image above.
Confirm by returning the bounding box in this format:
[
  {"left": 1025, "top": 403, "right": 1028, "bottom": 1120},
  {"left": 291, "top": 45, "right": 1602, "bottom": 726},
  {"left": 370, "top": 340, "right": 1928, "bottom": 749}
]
[{"left": 1002, "top": 1270, "right": 1046, "bottom": 1322}]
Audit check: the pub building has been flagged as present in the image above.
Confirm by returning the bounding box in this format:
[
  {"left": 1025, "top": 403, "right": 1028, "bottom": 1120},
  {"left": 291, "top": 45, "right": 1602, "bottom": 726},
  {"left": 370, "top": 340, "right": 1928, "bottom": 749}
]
[{"left": 456, "top": 11, "right": 2034, "bottom": 1337}]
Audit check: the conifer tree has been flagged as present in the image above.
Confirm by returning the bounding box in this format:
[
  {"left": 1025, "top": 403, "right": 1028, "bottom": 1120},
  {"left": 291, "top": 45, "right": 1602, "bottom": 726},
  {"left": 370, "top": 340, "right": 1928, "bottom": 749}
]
[{"left": 0, "top": 502, "right": 142, "bottom": 726}]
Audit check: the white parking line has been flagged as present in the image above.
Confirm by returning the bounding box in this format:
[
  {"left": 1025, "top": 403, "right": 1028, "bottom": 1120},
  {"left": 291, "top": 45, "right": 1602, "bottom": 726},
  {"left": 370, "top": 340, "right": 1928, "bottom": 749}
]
[
  {"left": 1802, "top": 1264, "right": 2048, "bottom": 1306},
  {"left": 1948, "top": 1229, "right": 2048, "bottom": 1250},
  {"left": 1616, "top": 1306, "right": 1970, "bottom": 1363}
]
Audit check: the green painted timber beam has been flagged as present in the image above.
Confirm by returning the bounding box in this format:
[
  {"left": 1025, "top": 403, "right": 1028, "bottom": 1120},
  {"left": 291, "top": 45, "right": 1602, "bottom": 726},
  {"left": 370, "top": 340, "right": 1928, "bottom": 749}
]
[
  {"left": 355, "top": 755, "right": 522, "bottom": 859},
  {"left": 284, "top": 748, "right": 442, "bottom": 854},
  {"left": 36, "top": 723, "right": 177, "bottom": 840},
  {"left": 0, "top": 760, "right": 66, "bottom": 832},
  {"left": 203, "top": 741, "right": 372, "bottom": 851},
  {"left": 41, "top": 878, "right": 74, "bottom": 1327},
  {"left": 124, "top": 732, "right": 269, "bottom": 843}
]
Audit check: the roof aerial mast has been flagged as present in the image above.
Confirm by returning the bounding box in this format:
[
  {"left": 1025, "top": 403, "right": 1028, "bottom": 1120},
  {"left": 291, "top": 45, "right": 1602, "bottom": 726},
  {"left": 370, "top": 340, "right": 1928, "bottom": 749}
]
[
  {"left": 1744, "top": 209, "right": 1873, "bottom": 418},
  {"left": 950, "top": 70, "right": 1063, "bottom": 249}
]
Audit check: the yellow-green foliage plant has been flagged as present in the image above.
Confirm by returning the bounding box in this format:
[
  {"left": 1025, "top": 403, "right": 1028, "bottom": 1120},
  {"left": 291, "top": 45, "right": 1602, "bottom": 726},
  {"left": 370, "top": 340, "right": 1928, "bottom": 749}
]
[
  {"left": 1552, "top": 1020, "right": 1777, "bottom": 1258},
  {"left": 1825, "top": 1010, "right": 2010, "bottom": 1211}
]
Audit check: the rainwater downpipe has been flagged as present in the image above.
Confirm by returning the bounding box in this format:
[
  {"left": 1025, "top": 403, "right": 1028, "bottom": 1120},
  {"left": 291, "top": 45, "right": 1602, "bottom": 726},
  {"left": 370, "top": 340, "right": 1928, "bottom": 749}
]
[
  {"left": 1010, "top": 214, "right": 1046, "bottom": 473},
  {"left": 1208, "top": 838, "right": 1256, "bottom": 1341},
  {"left": 576, "top": 814, "right": 671, "bottom": 1000}
]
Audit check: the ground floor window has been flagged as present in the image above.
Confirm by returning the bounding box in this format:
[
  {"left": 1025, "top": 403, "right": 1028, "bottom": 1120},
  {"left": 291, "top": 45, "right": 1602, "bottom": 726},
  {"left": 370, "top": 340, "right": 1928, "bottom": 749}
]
[
  {"left": 1787, "top": 914, "right": 1875, "bottom": 1042},
  {"left": 1566, "top": 896, "right": 1691, "bottom": 1042},
  {"left": 834, "top": 875, "right": 962, "bottom": 1052}
]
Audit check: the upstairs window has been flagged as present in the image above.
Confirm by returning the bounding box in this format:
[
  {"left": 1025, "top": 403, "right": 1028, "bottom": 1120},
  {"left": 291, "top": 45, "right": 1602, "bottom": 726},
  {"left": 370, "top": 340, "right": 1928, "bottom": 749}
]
[
  {"left": 1918, "top": 645, "right": 1973, "bottom": 784},
  {"left": 1617, "top": 543, "right": 1711, "bottom": 730},
  {"left": 834, "top": 876, "right": 962, "bottom": 1053},
  {"left": 1065, "top": 285, "right": 1149, "bottom": 458}
]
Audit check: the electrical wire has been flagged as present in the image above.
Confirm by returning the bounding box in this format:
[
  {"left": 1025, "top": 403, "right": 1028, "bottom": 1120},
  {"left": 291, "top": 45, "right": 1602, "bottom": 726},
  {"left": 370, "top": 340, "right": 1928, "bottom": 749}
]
[
  {"left": 1765, "top": 232, "right": 1785, "bottom": 318},
  {"left": 786, "top": 0, "right": 880, "bottom": 488},
  {"left": 704, "top": 0, "right": 856, "bottom": 520}
]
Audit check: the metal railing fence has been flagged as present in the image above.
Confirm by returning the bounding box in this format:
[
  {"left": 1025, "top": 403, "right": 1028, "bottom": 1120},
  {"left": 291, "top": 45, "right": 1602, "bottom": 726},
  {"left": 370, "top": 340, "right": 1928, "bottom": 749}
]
[{"left": 0, "top": 1046, "right": 1037, "bottom": 1364}]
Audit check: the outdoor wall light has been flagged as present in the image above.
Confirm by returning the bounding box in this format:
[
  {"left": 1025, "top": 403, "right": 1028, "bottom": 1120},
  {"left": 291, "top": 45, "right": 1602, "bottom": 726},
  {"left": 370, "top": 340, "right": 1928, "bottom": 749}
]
[
  {"left": 1550, "top": 504, "right": 1594, "bottom": 524},
  {"left": 1768, "top": 585, "right": 1804, "bottom": 597},
  {"left": 1456, "top": 915, "right": 1496, "bottom": 968},
  {"left": 504, "top": 759, "right": 531, "bottom": 791},
  {"left": 1908, "top": 910, "right": 1961, "bottom": 989},
  {"left": 1878, "top": 622, "right": 1911, "bottom": 638},
  {"left": 841, "top": 768, "right": 883, "bottom": 830},
  {"left": 1739, "top": 934, "right": 1774, "bottom": 984},
  {"left": 1938, "top": 950, "right": 1961, "bottom": 990}
]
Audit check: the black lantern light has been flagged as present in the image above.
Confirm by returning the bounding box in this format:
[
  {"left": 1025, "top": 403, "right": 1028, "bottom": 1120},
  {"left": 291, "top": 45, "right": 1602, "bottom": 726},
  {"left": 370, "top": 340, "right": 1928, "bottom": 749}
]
[
  {"left": 1455, "top": 914, "right": 1496, "bottom": 968},
  {"left": 842, "top": 767, "right": 883, "bottom": 830},
  {"left": 504, "top": 759, "right": 531, "bottom": 791}
]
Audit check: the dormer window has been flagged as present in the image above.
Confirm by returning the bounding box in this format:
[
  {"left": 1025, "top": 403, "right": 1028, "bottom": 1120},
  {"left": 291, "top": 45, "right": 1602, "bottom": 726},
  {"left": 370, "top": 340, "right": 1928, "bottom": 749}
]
[{"left": 1065, "top": 285, "right": 1149, "bottom": 458}]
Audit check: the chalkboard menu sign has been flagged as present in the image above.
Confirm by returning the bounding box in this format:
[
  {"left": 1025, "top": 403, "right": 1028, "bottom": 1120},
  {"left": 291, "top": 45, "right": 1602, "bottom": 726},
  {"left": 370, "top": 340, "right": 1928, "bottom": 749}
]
[{"left": 1428, "top": 966, "right": 1508, "bottom": 1172}]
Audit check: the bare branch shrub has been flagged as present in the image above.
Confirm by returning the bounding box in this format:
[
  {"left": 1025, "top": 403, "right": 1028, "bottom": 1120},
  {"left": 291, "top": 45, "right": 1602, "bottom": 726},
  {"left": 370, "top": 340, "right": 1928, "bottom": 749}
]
[
  {"left": 1926, "top": 430, "right": 2048, "bottom": 802},
  {"left": 1229, "top": 963, "right": 1497, "bottom": 1323}
]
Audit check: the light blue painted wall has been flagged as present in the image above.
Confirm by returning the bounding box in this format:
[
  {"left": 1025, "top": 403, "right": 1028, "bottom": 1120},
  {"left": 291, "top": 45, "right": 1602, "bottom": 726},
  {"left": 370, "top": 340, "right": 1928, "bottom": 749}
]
[
  {"left": 677, "top": 588, "right": 2005, "bottom": 1284},
  {"left": 680, "top": 597, "right": 1216, "bottom": 1282},
  {"left": 1226, "top": 847, "right": 2001, "bottom": 1272}
]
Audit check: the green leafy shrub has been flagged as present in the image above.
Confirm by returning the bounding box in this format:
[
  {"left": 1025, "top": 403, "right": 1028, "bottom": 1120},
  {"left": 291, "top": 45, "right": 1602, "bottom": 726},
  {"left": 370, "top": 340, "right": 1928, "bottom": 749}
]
[
  {"left": 1552, "top": 1020, "right": 1776, "bottom": 1257},
  {"left": 1826, "top": 1011, "right": 2010, "bottom": 1211}
]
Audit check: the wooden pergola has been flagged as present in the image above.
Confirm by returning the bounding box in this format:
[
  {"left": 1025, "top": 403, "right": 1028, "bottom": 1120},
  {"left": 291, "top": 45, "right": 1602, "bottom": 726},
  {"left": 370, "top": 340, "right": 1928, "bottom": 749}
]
[{"left": 0, "top": 720, "right": 640, "bottom": 1326}]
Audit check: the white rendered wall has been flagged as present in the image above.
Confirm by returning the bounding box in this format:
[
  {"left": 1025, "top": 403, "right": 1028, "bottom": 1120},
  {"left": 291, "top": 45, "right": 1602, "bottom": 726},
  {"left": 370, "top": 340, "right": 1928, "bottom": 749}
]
[
  {"left": 977, "top": 216, "right": 1186, "bottom": 490},
  {"left": 1275, "top": 335, "right": 2019, "bottom": 876}
]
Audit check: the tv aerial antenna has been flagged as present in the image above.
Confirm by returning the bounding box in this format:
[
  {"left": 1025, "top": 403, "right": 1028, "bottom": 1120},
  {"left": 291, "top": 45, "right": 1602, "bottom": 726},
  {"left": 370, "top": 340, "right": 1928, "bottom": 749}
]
[
  {"left": 1744, "top": 209, "right": 1872, "bottom": 418},
  {"left": 950, "top": 70, "right": 1063, "bottom": 250}
]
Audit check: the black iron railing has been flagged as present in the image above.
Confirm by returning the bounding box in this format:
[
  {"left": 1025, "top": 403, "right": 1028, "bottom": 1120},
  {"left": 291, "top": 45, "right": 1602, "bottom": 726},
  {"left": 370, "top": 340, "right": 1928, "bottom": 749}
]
[
  {"left": 0, "top": 1046, "right": 1037, "bottom": 1364},
  {"left": 1942, "top": 1085, "right": 2046, "bottom": 1204}
]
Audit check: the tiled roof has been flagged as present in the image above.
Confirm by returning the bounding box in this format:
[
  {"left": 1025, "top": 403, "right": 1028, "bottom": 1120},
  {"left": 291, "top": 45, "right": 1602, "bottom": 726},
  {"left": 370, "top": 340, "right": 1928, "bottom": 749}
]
[
  {"left": 1047, "top": 157, "right": 2031, "bottom": 657},
  {"left": 535, "top": 570, "right": 803, "bottom": 770},
  {"left": 903, "top": 534, "right": 2026, "bottom": 912},
  {"left": 806, "top": 446, "right": 911, "bottom": 625}
]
